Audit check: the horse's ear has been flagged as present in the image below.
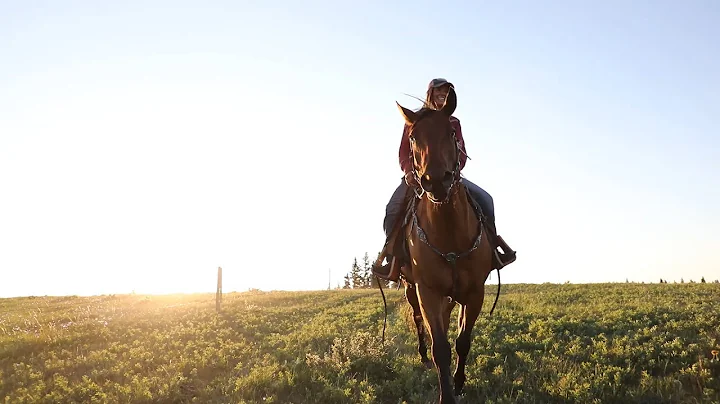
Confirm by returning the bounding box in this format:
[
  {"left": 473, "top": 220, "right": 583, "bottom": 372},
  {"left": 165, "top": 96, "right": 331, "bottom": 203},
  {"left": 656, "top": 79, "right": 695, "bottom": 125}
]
[
  {"left": 396, "top": 102, "right": 417, "bottom": 125},
  {"left": 441, "top": 86, "right": 457, "bottom": 117}
]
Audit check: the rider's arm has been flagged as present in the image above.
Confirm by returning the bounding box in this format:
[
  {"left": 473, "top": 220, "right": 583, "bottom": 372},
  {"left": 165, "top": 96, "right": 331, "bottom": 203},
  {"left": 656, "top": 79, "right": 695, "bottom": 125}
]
[
  {"left": 451, "top": 117, "right": 468, "bottom": 171},
  {"left": 398, "top": 124, "right": 413, "bottom": 175}
]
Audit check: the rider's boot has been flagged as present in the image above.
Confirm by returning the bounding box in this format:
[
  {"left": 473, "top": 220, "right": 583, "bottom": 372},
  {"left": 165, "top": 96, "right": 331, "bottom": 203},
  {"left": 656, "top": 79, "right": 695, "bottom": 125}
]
[
  {"left": 372, "top": 255, "right": 403, "bottom": 282},
  {"left": 485, "top": 217, "right": 517, "bottom": 269}
]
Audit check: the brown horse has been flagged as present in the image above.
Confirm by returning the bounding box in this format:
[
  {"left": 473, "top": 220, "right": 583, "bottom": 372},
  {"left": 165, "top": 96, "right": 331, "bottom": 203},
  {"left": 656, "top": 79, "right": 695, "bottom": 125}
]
[{"left": 395, "top": 86, "right": 496, "bottom": 404}]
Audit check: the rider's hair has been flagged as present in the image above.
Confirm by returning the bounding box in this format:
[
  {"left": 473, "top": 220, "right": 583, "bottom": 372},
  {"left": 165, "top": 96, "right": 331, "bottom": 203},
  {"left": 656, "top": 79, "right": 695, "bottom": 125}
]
[{"left": 424, "top": 87, "right": 438, "bottom": 110}]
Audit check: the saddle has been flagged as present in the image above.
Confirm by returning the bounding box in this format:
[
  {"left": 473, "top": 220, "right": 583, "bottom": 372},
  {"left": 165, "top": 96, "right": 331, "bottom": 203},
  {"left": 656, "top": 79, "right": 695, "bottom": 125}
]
[
  {"left": 374, "top": 183, "right": 479, "bottom": 270},
  {"left": 373, "top": 182, "right": 512, "bottom": 276}
]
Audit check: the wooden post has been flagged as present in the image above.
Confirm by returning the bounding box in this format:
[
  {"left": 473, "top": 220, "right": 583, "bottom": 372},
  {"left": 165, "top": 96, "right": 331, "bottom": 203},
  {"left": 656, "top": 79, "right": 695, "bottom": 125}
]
[{"left": 216, "top": 266, "right": 223, "bottom": 312}]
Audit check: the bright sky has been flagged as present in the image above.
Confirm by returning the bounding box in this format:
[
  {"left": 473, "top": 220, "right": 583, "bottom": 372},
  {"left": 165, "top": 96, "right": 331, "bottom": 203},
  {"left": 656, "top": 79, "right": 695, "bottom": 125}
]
[{"left": 1, "top": 1, "right": 718, "bottom": 297}]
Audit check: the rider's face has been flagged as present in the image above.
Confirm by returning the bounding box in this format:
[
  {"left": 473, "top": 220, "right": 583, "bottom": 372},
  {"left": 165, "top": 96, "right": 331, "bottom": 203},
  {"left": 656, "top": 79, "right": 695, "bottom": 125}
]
[{"left": 431, "top": 85, "right": 450, "bottom": 109}]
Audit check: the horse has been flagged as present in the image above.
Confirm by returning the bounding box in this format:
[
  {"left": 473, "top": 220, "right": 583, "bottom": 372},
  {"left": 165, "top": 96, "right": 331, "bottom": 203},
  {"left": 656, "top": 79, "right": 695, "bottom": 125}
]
[{"left": 394, "top": 86, "right": 496, "bottom": 404}]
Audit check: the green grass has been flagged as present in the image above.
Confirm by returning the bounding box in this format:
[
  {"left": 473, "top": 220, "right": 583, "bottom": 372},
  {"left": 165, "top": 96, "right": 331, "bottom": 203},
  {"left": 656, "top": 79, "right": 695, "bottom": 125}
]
[{"left": 1, "top": 283, "right": 719, "bottom": 403}]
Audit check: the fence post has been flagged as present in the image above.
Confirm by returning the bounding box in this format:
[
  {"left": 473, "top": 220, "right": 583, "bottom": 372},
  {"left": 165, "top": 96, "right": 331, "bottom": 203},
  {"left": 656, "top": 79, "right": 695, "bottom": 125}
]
[{"left": 216, "top": 266, "right": 223, "bottom": 312}]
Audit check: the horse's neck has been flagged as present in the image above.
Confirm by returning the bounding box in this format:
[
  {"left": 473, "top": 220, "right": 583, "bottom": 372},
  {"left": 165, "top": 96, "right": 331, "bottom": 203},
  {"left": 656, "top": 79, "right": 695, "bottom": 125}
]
[{"left": 418, "top": 187, "right": 476, "bottom": 243}]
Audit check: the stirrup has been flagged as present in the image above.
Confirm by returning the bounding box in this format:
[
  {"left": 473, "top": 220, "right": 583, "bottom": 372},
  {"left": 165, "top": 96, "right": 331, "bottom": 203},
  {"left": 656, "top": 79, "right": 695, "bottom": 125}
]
[
  {"left": 494, "top": 250, "right": 516, "bottom": 268},
  {"left": 493, "top": 235, "right": 516, "bottom": 269},
  {"left": 372, "top": 256, "right": 401, "bottom": 281}
]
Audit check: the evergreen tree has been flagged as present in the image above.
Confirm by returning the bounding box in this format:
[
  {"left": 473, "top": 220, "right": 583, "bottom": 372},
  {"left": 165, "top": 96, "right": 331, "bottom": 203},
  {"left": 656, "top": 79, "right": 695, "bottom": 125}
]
[
  {"left": 350, "top": 258, "right": 363, "bottom": 289},
  {"left": 361, "top": 252, "right": 371, "bottom": 288},
  {"left": 343, "top": 274, "right": 351, "bottom": 289},
  {"left": 701, "top": 276, "right": 706, "bottom": 283}
]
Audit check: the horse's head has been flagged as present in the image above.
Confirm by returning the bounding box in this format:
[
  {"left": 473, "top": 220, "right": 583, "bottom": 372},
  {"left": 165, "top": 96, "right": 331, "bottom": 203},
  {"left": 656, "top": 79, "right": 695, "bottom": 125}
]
[{"left": 397, "top": 86, "right": 460, "bottom": 203}]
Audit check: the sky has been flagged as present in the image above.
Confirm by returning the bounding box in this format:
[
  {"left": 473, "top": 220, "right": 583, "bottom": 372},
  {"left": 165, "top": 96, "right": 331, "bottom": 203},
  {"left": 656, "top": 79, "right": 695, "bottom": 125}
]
[{"left": 0, "top": 0, "right": 718, "bottom": 297}]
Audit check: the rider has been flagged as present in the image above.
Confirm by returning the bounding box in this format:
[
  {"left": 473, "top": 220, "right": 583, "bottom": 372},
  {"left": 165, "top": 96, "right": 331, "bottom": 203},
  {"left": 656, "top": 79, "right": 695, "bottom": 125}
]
[{"left": 373, "top": 78, "right": 516, "bottom": 281}]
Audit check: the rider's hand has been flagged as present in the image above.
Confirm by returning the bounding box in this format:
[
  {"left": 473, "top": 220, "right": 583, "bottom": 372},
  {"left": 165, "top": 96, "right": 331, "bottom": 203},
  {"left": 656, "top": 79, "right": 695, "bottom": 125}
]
[{"left": 404, "top": 171, "right": 418, "bottom": 187}]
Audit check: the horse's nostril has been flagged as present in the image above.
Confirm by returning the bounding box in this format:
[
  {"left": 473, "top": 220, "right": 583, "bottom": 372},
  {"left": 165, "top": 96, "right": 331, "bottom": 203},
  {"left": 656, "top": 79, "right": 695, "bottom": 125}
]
[
  {"left": 421, "top": 175, "right": 433, "bottom": 192},
  {"left": 442, "top": 171, "right": 454, "bottom": 187}
]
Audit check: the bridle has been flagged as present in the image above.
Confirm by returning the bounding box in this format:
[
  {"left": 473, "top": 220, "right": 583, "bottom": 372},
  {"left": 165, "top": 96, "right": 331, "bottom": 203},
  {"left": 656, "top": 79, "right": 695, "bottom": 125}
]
[{"left": 408, "top": 121, "right": 464, "bottom": 204}]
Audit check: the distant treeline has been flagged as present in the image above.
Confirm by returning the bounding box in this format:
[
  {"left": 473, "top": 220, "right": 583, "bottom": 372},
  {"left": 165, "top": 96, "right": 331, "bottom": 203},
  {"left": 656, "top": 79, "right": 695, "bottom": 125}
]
[
  {"left": 657, "top": 277, "right": 718, "bottom": 284},
  {"left": 339, "top": 255, "right": 719, "bottom": 288},
  {"left": 338, "top": 252, "right": 720, "bottom": 289}
]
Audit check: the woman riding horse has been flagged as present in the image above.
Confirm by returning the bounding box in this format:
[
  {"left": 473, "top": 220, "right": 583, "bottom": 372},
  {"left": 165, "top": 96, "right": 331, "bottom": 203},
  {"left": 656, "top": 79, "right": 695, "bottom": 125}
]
[{"left": 373, "top": 78, "right": 516, "bottom": 281}]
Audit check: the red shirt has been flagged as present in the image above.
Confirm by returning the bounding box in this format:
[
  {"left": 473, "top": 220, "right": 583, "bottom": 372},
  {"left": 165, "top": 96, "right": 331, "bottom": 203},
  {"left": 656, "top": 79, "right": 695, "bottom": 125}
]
[{"left": 398, "top": 116, "right": 467, "bottom": 174}]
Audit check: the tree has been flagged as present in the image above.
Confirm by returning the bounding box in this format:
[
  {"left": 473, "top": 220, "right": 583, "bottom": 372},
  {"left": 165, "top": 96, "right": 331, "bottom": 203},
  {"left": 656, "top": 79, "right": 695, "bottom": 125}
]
[
  {"left": 701, "top": 276, "right": 706, "bottom": 283},
  {"left": 343, "top": 274, "right": 351, "bottom": 289},
  {"left": 350, "top": 258, "right": 363, "bottom": 288},
  {"left": 361, "top": 252, "right": 372, "bottom": 288}
]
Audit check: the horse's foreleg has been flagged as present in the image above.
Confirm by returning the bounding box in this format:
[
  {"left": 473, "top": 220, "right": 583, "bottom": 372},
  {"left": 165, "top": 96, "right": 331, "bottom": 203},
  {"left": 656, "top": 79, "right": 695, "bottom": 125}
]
[
  {"left": 416, "top": 283, "right": 457, "bottom": 404},
  {"left": 443, "top": 298, "right": 456, "bottom": 335},
  {"left": 453, "top": 292, "right": 485, "bottom": 396},
  {"left": 404, "top": 282, "right": 431, "bottom": 368}
]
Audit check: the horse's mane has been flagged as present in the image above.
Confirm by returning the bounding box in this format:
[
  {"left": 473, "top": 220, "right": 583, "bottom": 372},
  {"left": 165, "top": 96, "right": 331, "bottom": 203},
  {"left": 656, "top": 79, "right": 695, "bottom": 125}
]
[{"left": 414, "top": 107, "right": 435, "bottom": 120}]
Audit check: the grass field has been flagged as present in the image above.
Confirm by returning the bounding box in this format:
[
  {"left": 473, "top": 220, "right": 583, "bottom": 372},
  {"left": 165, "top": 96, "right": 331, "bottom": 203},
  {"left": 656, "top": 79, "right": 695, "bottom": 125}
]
[{"left": 1, "top": 283, "right": 719, "bottom": 403}]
